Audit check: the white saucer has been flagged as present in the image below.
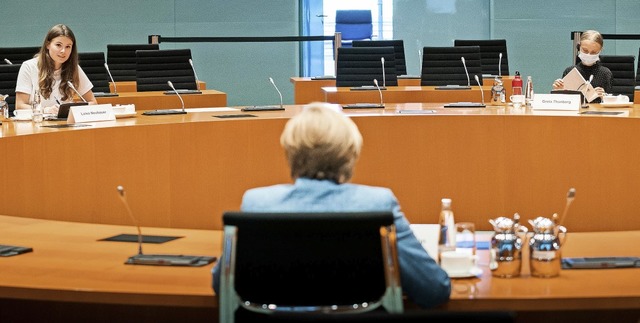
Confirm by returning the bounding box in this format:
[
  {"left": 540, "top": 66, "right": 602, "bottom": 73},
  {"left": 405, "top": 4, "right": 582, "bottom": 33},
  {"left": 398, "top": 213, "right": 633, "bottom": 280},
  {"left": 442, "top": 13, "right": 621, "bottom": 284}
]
[
  {"left": 600, "top": 102, "right": 633, "bottom": 108},
  {"left": 446, "top": 266, "right": 483, "bottom": 278}
]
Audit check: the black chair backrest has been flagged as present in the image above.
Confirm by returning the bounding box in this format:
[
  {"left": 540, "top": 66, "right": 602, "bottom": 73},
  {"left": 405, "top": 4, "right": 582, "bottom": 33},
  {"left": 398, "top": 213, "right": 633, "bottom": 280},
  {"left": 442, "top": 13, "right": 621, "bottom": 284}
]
[
  {"left": 600, "top": 55, "right": 635, "bottom": 101},
  {"left": 78, "top": 52, "right": 110, "bottom": 93},
  {"left": 454, "top": 39, "right": 509, "bottom": 76},
  {"left": 0, "top": 64, "right": 22, "bottom": 115},
  {"left": 106, "top": 44, "right": 159, "bottom": 81},
  {"left": 353, "top": 40, "right": 407, "bottom": 76},
  {"left": 224, "top": 211, "right": 394, "bottom": 307},
  {"left": 336, "top": 47, "right": 397, "bottom": 87},
  {"left": 421, "top": 46, "right": 483, "bottom": 86},
  {"left": 0, "top": 46, "right": 39, "bottom": 65},
  {"left": 135, "top": 49, "right": 197, "bottom": 92}
]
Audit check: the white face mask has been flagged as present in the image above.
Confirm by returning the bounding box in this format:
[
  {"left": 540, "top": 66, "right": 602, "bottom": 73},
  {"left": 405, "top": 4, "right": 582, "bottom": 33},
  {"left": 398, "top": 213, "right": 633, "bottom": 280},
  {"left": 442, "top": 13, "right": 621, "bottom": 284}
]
[{"left": 579, "top": 52, "right": 600, "bottom": 66}]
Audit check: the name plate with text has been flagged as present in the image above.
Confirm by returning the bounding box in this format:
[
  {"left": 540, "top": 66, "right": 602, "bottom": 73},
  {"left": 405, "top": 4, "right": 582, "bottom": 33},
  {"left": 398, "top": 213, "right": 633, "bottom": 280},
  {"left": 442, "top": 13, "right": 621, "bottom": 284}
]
[
  {"left": 531, "top": 94, "right": 581, "bottom": 111},
  {"left": 68, "top": 104, "right": 116, "bottom": 123}
]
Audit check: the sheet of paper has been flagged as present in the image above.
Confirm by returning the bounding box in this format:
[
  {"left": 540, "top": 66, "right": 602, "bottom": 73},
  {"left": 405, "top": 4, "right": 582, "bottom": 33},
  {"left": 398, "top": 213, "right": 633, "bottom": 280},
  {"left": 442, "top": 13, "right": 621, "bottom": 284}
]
[
  {"left": 410, "top": 224, "right": 440, "bottom": 259},
  {"left": 562, "top": 67, "right": 598, "bottom": 102}
]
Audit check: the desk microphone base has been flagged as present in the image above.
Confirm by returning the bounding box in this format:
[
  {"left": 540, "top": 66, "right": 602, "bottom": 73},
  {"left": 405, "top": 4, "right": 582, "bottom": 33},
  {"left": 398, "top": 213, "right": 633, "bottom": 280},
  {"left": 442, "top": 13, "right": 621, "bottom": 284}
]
[
  {"left": 435, "top": 85, "right": 472, "bottom": 90},
  {"left": 342, "top": 103, "right": 384, "bottom": 109},
  {"left": 444, "top": 102, "right": 486, "bottom": 108},
  {"left": 126, "top": 254, "right": 216, "bottom": 267},
  {"left": 142, "top": 110, "right": 187, "bottom": 115}
]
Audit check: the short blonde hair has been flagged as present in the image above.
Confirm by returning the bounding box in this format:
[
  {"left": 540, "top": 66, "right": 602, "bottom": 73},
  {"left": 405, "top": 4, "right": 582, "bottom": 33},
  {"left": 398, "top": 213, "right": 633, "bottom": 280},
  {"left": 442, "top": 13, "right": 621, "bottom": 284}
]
[
  {"left": 580, "top": 30, "right": 604, "bottom": 49},
  {"left": 280, "top": 102, "right": 363, "bottom": 183}
]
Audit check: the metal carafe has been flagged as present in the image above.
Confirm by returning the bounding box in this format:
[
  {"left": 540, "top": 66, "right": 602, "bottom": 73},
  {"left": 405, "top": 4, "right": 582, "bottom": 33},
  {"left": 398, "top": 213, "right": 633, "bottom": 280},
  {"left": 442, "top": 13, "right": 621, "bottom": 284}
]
[
  {"left": 489, "top": 213, "right": 528, "bottom": 277},
  {"left": 528, "top": 214, "right": 567, "bottom": 278},
  {"left": 491, "top": 77, "right": 505, "bottom": 103}
]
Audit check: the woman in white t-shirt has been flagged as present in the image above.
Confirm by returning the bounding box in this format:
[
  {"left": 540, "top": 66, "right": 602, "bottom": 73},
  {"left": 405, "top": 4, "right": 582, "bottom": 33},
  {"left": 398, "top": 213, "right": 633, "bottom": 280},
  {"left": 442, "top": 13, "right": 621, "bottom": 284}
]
[{"left": 15, "top": 24, "right": 96, "bottom": 114}]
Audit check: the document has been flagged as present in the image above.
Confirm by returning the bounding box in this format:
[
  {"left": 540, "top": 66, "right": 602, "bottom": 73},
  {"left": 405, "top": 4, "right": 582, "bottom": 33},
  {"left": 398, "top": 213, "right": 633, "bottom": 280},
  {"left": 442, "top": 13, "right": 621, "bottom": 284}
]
[{"left": 562, "top": 68, "right": 598, "bottom": 102}]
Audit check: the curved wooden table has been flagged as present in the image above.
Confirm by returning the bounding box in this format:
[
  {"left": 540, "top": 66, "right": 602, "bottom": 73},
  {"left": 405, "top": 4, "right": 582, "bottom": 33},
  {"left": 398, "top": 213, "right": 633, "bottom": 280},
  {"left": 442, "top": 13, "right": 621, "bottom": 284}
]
[{"left": 1, "top": 104, "right": 640, "bottom": 232}]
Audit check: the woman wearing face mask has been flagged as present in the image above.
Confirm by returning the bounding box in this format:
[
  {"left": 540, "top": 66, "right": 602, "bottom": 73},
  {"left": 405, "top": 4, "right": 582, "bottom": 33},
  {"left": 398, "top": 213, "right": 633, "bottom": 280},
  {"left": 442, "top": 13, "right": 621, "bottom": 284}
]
[
  {"left": 552, "top": 30, "right": 612, "bottom": 102},
  {"left": 15, "top": 24, "right": 96, "bottom": 114}
]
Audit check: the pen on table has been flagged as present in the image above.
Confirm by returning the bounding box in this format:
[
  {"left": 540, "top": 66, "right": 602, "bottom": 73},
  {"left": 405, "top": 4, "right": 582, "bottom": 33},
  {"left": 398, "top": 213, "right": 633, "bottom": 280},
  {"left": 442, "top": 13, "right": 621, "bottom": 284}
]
[{"left": 54, "top": 96, "right": 61, "bottom": 105}]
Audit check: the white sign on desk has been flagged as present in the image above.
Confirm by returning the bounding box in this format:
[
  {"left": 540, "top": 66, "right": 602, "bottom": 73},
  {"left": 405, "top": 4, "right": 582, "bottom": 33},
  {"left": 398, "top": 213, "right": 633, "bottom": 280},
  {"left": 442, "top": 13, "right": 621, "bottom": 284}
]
[
  {"left": 68, "top": 104, "right": 116, "bottom": 123},
  {"left": 531, "top": 94, "right": 581, "bottom": 111}
]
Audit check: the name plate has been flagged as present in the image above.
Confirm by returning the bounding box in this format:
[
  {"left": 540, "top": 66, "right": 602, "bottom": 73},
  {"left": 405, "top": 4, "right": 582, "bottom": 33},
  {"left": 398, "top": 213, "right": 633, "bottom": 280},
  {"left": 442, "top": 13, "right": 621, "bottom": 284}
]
[
  {"left": 68, "top": 104, "right": 116, "bottom": 123},
  {"left": 532, "top": 94, "right": 581, "bottom": 111}
]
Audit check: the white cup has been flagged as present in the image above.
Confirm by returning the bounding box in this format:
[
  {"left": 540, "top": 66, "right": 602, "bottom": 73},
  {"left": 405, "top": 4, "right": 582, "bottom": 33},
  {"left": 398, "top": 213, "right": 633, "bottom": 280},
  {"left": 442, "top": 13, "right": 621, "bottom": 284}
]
[
  {"left": 440, "top": 250, "right": 477, "bottom": 275},
  {"left": 603, "top": 95, "right": 629, "bottom": 104},
  {"left": 510, "top": 94, "right": 525, "bottom": 108},
  {"left": 13, "top": 109, "right": 32, "bottom": 119}
]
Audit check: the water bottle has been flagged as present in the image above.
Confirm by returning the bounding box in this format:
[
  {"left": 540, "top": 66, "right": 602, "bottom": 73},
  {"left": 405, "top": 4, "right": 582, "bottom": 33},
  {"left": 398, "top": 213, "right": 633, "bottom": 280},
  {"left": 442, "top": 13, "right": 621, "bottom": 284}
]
[
  {"left": 511, "top": 71, "right": 523, "bottom": 96},
  {"left": 437, "top": 198, "right": 456, "bottom": 262},
  {"left": 491, "top": 77, "right": 505, "bottom": 104},
  {"left": 525, "top": 76, "right": 534, "bottom": 106}
]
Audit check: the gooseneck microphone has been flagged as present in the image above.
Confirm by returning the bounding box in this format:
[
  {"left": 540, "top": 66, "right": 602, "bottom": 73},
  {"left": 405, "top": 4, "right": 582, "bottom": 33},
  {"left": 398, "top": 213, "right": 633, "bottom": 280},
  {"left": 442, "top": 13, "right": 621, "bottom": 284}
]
[
  {"left": 115, "top": 185, "right": 216, "bottom": 266},
  {"left": 188, "top": 58, "right": 200, "bottom": 89},
  {"left": 498, "top": 53, "right": 502, "bottom": 76},
  {"left": 461, "top": 57, "right": 471, "bottom": 87},
  {"left": 269, "top": 77, "right": 284, "bottom": 110},
  {"left": 374, "top": 79, "right": 384, "bottom": 107},
  {"left": 117, "top": 186, "right": 143, "bottom": 255},
  {"left": 67, "top": 81, "right": 87, "bottom": 103},
  {"left": 578, "top": 74, "right": 594, "bottom": 108},
  {"left": 104, "top": 63, "right": 118, "bottom": 95},
  {"left": 474, "top": 75, "right": 485, "bottom": 106},
  {"left": 167, "top": 81, "right": 185, "bottom": 112},
  {"left": 381, "top": 57, "right": 386, "bottom": 88},
  {"left": 3, "top": 58, "right": 12, "bottom": 65}
]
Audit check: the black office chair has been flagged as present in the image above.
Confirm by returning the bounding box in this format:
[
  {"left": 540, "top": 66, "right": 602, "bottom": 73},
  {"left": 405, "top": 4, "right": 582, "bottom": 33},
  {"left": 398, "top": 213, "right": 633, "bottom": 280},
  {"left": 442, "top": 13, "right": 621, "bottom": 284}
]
[
  {"left": 135, "top": 49, "right": 197, "bottom": 92},
  {"left": 454, "top": 39, "right": 509, "bottom": 76},
  {"left": 0, "top": 64, "right": 22, "bottom": 116},
  {"left": 336, "top": 47, "right": 397, "bottom": 87},
  {"left": 0, "top": 46, "right": 39, "bottom": 65},
  {"left": 335, "top": 10, "right": 373, "bottom": 47},
  {"left": 219, "top": 211, "right": 403, "bottom": 323},
  {"left": 353, "top": 40, "right": 407, "bottom": 76},
  {"left": 600, "top": 55, "right": 635, "bottom": 101},
  {"left": 420, "top": 46, "right": 483, "bottom": 86},
  {"left": 78, "top": 52, "right": 111, "bottom": 94},
  {"left": 106, "top": 44, "right": 159, "bottom": 81}
]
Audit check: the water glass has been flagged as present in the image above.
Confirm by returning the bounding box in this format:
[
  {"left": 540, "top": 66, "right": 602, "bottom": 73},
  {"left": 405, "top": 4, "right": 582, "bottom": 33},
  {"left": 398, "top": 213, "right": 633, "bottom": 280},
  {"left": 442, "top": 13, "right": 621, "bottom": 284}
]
[
  {"left": 32, "top": 103, "right": 43, "bottom": 123},
  {"left": 455, "top": 222, "right": 476, "bottom": 255}
]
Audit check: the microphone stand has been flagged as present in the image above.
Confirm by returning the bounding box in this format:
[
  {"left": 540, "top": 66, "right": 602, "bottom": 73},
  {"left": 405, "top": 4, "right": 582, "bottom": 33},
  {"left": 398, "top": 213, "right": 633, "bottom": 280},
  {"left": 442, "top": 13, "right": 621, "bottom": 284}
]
[
  {"left": 241, "top": 77, "right": 285, "bottom": 111},
  {"left": 66, "top": 81, "right": 87, "bottom": 103},
  {"left": 142, "top": 81, "right": 188, "bottom": 115}
]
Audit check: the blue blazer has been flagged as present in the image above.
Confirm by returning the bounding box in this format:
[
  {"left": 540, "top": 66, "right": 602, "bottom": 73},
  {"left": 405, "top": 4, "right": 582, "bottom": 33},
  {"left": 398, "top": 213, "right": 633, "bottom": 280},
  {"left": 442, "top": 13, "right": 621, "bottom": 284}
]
[{"left": 212, "top": 178, "right": 451, "bottom": 308}]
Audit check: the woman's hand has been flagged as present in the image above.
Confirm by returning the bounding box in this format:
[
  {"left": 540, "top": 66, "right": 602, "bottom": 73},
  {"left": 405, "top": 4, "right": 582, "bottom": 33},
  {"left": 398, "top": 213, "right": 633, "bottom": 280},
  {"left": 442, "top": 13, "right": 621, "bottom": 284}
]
[
  {"left": 594, "top": 87, "right": 606, "bottom": 98},
  {"left": 552, "top": 79, "right": 564, "bottom": 90},
  {"left": 43, "top": 105, "right": 59, "bottom": 116}
]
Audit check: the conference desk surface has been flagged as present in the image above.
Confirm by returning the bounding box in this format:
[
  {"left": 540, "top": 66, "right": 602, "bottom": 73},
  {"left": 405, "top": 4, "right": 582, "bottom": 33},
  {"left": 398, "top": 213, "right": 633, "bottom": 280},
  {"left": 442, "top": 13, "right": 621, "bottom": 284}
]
[
  {"left": 1, "top": 104, "right": 640, "bottom": 233},
  {"left": 291, "top": 76, "right": 515, "bottom": 104},
  {"left": 95, "top": 89, "right": 227, "bottom": 110},
  {"left": 0, "top": 215, "right": 637, "bottom": 321}
]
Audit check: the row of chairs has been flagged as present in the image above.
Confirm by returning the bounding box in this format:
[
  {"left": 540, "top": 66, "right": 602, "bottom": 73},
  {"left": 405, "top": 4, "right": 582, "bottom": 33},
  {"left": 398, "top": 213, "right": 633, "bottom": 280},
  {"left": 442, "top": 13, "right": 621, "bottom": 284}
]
[
  {"left": 335, "top": 39, "right": 638, "bottom": 100},
  {"left": 336, "top": 39, "right": 508, "bottom": 87}
]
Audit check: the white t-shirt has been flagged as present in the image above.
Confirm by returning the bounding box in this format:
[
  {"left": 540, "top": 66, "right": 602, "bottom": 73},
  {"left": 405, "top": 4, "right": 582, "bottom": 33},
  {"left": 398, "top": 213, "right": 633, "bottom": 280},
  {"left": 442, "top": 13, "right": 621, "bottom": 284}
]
[{"left": 15, "top": 57, "right": 93, "bottom": 108}]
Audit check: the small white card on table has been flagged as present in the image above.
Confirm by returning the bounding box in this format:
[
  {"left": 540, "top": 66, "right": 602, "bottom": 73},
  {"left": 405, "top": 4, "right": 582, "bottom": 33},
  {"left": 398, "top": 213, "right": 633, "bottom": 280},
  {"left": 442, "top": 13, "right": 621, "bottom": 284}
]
[
  {"left": 532, "top": 94, "right": 581, "bottom": 111},
  {"left": 68, "top": 104, "right": 116, "bottom": 123}
]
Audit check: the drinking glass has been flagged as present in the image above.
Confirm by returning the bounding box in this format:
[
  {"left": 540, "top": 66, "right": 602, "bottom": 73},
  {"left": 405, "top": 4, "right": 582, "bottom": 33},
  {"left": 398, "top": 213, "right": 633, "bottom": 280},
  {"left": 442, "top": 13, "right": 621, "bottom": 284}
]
[{"left": 455, "top": 222, "right": 476, "bottom": 255}]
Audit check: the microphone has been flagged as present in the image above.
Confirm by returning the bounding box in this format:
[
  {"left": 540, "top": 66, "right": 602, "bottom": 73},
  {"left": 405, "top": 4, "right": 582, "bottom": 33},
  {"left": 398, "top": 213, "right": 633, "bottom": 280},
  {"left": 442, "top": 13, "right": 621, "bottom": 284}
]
[
  {"left": 461, "top": 57, "right": 470, "bottom": 87},
  {"left": 498, "top": 53, "right": 502, "bottom": 76},
  {"left": 475, "top": 75, "right": 485, "bottom": 106},
  {"left": 168, "top": 81, "right": 185, "bottom": 112},
  {"left": 241, "top": 77, "right": 285, "bottom": 111},
  {"left": 104, "top": 63, "right": 118, "bottom": 95},
  {"left": 189, "top": 58, "right": 200, "bottom": 89},
  {"left": 381, "top": 57, "right": 386, "bottom": 88},
  {"left": 117, "top": 186, "right": 143, "bottom": 255},
  {"left": 4, "top": 58, "right": 12, "bottom": 65},
  {"left": 578, "top": 74, "right": 594, "bottom": 108},
  {"left": 115, "top": 185, "right": 216, "bottom": 266},
  {"left": 66, "top": 81, "right": 87, "bottom": 103},
  {"left": 374, "top": 79, "right": 384, "bottom": 107}
]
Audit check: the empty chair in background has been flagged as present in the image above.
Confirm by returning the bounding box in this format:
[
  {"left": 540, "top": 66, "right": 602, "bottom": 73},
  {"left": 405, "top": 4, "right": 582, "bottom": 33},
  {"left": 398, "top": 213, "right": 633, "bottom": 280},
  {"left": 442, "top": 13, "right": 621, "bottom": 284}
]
[
  {"left": 336, "top": 47, "right": 397, "bottom": 87},
  {"left": 0, "top": 46, "right": 40, "bottom": 65},
  {"left": 78, "top": 52, "right": 111, "bottom": 94},
  {"left": 454, "top": 39, "right": 509, "bottom": 76},
  {"left": 0, "top": 64, "right": 22, "bottom": 116},
  {"left": 335, "top": 10, "right": 373, "bottom": 47},
  {"left": 420, "top": 46, "right": 483, "bottom": 86},
  {"left": 135, "top": 49, "right": 197, "bottom": 92},
  {"left": 353, "top": 40, "right": 407, "bottom": 76},
  {"left": 106, "top": 44, "right": 159, "bottom": 82},
  {"left": 599, "top": 55, "right": 635, "bottom": 101}
]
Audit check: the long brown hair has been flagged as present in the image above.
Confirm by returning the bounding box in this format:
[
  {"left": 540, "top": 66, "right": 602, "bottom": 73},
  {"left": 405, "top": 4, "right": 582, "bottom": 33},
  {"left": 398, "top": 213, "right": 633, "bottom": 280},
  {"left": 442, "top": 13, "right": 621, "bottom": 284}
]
[{"left": 37, "top": 24, "right": 79, "bottom": 101}]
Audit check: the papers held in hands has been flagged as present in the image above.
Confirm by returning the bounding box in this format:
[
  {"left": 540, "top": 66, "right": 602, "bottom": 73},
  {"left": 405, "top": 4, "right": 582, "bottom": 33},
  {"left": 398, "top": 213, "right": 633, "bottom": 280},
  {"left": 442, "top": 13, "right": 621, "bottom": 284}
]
[{"left": 562, "top": 68, "right": 598, "bottom": 102}]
